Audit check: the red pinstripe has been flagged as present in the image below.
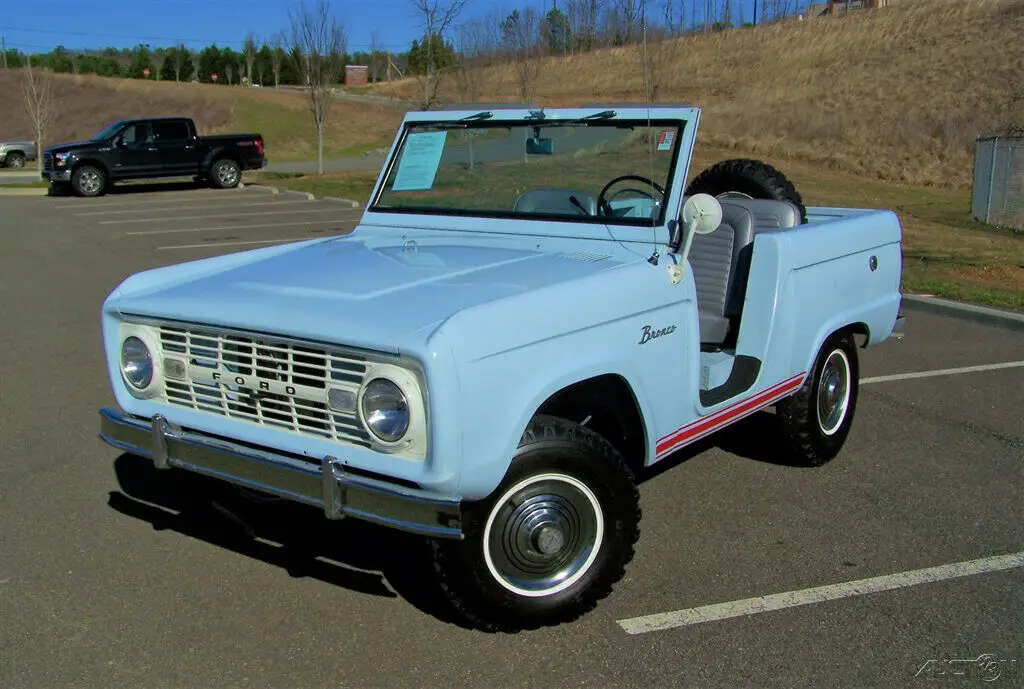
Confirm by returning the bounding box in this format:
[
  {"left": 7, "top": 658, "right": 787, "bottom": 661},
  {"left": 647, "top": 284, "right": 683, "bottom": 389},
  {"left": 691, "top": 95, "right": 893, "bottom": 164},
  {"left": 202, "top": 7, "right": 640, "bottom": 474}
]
[{"left": 655, "top": 372, "right": 807, "bottom": 458}]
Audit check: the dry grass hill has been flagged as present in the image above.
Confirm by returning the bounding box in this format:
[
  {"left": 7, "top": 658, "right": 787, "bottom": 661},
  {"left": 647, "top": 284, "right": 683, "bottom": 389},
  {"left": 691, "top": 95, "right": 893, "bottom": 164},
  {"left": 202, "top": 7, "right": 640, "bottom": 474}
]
[
  {"left": 0, "top": 71, "right": 404, "bottom": 161},
  {"left": 381, "top": 0, "right": 1024, "bottom": 191}
]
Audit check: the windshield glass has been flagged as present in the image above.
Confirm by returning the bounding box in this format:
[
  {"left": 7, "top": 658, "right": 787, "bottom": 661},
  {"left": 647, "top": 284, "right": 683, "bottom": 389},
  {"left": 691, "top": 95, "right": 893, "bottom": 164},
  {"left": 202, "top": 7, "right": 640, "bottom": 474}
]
[
  {"left": 370, "top": 118, "right": 685, "bottom": 227},
  {"left": 92, "top": 121, "right": 127, "bottom": 141}
]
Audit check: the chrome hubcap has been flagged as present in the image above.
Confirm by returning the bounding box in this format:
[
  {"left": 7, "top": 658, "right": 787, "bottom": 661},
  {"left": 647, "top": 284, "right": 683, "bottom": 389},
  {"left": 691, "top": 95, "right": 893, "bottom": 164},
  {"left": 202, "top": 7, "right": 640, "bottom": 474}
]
[
  {"left": 217, "top": 164, "right": 238, "bottom": 185},
  {"left": 10, "top": 156, "right": 24, "bottom": 168},
  {"left": 80, "top": 171, "right": 100, "bottom": 193},
  {"left": 817, "top": 349, "right": 851, "bottom": 435},
  {"left": 483, "top": 473, "right": 604, "bottom": 597}
]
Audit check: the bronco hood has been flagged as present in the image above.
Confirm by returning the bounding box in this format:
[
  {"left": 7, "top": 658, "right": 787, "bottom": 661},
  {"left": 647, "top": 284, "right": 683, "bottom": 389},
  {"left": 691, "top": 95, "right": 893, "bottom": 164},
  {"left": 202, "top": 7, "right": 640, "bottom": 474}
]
[{"left": 109, "top": 232, "right": 623, "bottom": 352}]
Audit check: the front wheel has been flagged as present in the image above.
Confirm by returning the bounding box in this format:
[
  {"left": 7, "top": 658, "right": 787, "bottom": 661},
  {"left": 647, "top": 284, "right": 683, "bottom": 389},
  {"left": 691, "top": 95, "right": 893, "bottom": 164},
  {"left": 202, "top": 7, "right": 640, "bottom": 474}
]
[
  {"left": 72, "top": 165, "right": 107, "bottom": 197},
  {"left": 209, "top": 158, "right": 241, "bottom": 189},
  {"left": 430, "top": 414, "right": 641, "bottom": 632},
  {"left": 776, "top": 330, "right": 860, "bottom": 466}
]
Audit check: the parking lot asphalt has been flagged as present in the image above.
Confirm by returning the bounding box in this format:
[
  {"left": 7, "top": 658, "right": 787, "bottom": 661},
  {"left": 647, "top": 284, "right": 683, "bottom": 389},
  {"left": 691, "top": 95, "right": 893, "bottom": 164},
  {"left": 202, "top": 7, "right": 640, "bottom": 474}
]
[{"left": 1, "top": 186, "right": 1021, "bottom": 688}]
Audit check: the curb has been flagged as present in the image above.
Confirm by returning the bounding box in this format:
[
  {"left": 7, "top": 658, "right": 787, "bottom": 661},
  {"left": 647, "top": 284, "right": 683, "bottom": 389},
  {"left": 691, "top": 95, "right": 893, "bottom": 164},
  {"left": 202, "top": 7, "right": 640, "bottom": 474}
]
[
  {"left": 316, "top": 194, "right": 361, "bottom": 208},
  {"left": 902, "top": 294, "right": 1024, "bottom": 332},
  {"left": 243, "top": 183, "right": 362, "bottom": 208}
]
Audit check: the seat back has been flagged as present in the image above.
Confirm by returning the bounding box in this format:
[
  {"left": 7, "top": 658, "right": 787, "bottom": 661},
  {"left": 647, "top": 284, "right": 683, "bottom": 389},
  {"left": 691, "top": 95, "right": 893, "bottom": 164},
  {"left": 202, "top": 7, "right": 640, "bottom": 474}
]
[
  {"left": 689, "top": 202, "right": 754, "bottom": 322},
  {"left": 513, "top": 188, "right": 598, "bottom": 216}
]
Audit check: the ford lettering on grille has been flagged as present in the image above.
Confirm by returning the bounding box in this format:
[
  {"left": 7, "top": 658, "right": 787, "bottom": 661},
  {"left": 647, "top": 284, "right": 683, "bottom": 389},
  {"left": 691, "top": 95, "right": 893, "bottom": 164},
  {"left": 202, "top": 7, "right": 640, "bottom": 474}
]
[{"left": 156, "top": 322, "right": 375, "bottom": 448}]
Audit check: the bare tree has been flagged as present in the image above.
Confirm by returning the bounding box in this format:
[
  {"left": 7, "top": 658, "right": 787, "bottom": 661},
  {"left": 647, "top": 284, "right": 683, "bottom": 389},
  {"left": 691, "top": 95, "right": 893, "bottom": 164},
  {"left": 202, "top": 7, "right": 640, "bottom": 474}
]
[
  {"left": 173, "top": 42, "right": 187, "bottom": 82},
  {"left": 409, "top": 0, "right": 470, "bottom": 108},
  {"left": 243, "top": 32, "right": 257, "bottom": 85},
  {"left": 21, "top": 58, "right": 55, "bottom": 175},
  {"left": 369, "top": 30, "right": 382, "bottom": 83},
  {"left": 271, "top": 31, "right": 285, "bottom": 87},
  {"left": 501, "top": 8, "right": 544, "bottom": 101},
  {"left": 454, "top": 18, "right": 492, "bottom": 101},
  {"left": 289, "top": 0, "right": 347, "bottom": 174}
]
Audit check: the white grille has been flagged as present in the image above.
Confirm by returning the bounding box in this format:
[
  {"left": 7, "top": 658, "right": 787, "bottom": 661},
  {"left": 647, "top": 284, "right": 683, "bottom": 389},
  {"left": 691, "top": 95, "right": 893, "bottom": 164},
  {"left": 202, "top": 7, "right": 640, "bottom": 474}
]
[{"left": 156, "top": 323, "right": 374, "bottom": 448}]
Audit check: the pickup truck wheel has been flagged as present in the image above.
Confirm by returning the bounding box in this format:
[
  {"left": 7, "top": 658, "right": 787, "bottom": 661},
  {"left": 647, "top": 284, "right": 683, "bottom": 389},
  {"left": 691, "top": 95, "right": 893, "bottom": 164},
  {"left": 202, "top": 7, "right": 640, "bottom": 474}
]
[
  {"left": 209, "top": 159, "right": 241, "bottom": 189},
  {"left": 685, "top": 158, "right": 807, "bottom": 223},
  {"left": 4, "top": 152, "right": 26, "bottom": 168},
  {"left": 72, "top": 165, "right": 106, "bottom": 197},
  {"left": 430, "top": 414, "right": 640, "bottom": 632},
  {"left": 776, "top": 331, "right": 859, "bottom": 466}
]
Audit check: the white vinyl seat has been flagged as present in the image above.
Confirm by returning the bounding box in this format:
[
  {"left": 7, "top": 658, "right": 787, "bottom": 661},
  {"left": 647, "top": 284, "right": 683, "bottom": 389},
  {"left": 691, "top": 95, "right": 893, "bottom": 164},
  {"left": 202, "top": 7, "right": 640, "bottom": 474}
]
[{"left": 688, "top": 198, "right": 802, "bottom": 346}]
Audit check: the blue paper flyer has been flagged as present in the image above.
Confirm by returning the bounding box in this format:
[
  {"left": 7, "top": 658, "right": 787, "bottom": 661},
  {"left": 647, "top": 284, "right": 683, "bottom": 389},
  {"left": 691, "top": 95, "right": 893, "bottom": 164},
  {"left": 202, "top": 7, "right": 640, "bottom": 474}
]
[{"left": 392, "top": 131, "right": 448, "bottom": 191}]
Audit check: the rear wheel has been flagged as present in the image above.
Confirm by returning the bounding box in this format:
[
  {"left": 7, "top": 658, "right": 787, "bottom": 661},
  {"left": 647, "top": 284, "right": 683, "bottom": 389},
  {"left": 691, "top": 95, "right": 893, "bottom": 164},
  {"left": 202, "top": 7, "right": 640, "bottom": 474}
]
[
  {"left": 209, "top": 158, "right": 241, "bottom": 189},
  {"left": 685, "top": 158, "right": 807, "bottom": 224},
  {"left": 430, "top": 414, "right": 640, "bottom": 632},
  {"left": 4, "top": 152, "right": 26, "bottom": 168},
  {"left": 776, "top": 331, "right": 860, "bottom": 466},
  {"left": 72, "top": 165, "right": 107, "bottom": 197}
]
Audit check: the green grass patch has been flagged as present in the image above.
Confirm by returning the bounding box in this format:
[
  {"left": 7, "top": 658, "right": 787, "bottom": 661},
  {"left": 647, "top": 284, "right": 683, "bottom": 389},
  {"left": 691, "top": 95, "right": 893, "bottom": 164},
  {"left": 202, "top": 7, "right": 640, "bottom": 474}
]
[
  {"left": 247, "top": 171, "right": 378, "bottom": 204},
  {"left": 227, "top": 99, "right": 395, "bottom": 162}
]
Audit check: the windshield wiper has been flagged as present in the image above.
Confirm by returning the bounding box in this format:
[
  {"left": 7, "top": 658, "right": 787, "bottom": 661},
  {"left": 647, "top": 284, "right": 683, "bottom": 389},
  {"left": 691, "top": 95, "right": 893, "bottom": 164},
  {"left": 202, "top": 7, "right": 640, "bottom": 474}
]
[
  {"left": 458, "top": 111, "right": 493, "bottom": 122},
  {"left": 579, "top": 110, "right": 616, "bottom": 120}
]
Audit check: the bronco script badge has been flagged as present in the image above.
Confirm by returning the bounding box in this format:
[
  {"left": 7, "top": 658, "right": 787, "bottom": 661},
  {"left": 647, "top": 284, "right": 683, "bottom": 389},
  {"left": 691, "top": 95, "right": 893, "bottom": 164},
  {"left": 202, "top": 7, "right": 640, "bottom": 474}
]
[{"left": 638, "top": 324, "right": 676, "bottom": 344}]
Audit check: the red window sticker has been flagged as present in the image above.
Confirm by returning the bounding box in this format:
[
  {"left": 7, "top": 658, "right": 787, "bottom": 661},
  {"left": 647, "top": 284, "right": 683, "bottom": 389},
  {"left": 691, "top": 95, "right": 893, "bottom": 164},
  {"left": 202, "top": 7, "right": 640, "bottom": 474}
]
[{"left": 657, "top": 130, "right": 675, "bottom": 151}]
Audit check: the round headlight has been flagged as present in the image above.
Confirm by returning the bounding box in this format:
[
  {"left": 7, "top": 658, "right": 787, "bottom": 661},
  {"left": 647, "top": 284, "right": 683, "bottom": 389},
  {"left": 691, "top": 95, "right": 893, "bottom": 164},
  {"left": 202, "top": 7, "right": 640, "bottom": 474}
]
[
  {"left": 361, "top": 378, "right": 409, "bottom": 443},
  {"left": 121, "top": 336, "right": 153, "bottom": 389}
]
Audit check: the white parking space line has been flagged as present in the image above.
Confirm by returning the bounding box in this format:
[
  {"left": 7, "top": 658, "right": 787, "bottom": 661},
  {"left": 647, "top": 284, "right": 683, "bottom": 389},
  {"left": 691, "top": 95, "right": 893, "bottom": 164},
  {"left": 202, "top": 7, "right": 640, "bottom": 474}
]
[
  {"left": 76, "top": 200, "right": 317, "bottom": 216},
  {"left": 156, "top": 237, "right": 316, "bottom": 250},
  {"left": 126, "top": 220, "right": 351, "bottom": 236},
  {"left": 616, "top": 550, "right": 1024, "bottom": 635},
  {"left": 100, "top": 208, "right": 357, "bottom": 224},
  {"left": 862, "top": 360, "right": 1024, "bottom": 384},
  {"left": 52, "top": 191, "right": 240, "bottom": 206}
]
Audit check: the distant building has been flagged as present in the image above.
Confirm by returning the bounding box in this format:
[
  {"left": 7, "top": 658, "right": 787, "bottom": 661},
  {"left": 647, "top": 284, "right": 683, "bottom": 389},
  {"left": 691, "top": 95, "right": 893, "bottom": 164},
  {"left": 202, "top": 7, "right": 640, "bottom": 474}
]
[
  {"left": 824, "top": 0, "right": 890, "bottom": 15},
  {"left": 344, "top": 65, "right": 368, "bottom": 86},
  {"left": 804, "top": 0, "right": 890, "bottom": 16}
]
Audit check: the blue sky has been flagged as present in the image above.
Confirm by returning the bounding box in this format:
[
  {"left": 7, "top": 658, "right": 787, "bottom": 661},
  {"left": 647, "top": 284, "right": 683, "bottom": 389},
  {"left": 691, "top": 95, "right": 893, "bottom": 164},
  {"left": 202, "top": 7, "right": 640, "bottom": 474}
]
[
  {"left": 1, "top": 0, "right": 437, "bottom": 54},
  {"left": 1, "top": 0, "right": 802, "bottom": 55}
]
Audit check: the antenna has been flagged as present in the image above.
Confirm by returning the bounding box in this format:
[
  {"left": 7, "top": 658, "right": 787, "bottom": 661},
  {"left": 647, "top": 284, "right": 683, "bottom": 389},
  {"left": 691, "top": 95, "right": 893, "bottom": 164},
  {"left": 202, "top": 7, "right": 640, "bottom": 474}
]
[{"left": 642, "top": 0, "right": 660, "bottom": 266}]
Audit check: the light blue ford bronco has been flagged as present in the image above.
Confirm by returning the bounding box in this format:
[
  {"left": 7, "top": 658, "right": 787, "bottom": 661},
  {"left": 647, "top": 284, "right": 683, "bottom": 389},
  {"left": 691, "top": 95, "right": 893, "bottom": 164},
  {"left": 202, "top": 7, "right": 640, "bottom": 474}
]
[{"left": 98, "top": 104, "right": 906, "bottom": 631}]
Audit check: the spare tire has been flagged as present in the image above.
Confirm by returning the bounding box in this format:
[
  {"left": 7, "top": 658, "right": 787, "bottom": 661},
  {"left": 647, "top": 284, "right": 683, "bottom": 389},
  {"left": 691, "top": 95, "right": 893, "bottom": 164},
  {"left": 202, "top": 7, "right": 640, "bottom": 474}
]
[{"left": 685, "top": 158, "right": 807, "bottom": 224}]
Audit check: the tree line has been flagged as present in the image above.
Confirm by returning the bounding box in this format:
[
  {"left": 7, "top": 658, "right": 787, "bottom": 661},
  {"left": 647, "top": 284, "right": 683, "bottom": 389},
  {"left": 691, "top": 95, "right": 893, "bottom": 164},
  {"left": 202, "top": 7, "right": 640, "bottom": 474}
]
[{"left": 1, "top": 0, "right": 810, "bottom": 86}]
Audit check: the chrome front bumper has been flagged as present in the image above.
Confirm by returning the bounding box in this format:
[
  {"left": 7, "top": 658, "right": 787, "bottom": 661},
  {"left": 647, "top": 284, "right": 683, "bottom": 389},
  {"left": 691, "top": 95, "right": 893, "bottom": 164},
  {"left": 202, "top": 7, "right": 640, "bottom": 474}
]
[
  {"left": 42, "top": 169, "right": 71, "bottom": 182},
  {"left": 98, "top": 407, "right": 463, "bottom": 539}
]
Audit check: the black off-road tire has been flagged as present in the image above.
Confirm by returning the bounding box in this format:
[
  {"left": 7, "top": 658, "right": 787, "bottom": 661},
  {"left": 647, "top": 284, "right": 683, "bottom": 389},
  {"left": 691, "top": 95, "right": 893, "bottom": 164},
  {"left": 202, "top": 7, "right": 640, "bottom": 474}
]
[
  {"left": 209, "top": 158, "right": 241, "bottom": 189},
  {"left": 685, "top": 158, "right": 808, "bottom": 224},
  {"left": 776, "top": 330, "right": 860, "bottom": 466},
  {"left": 4, "top": 152, "right": 26, "bottom": 168},
  {"left": 430, "top": 414, "right": 641, "bottom": 633},
  {"left": 71, "top": 165, "right": 107, "bottom": 197}
]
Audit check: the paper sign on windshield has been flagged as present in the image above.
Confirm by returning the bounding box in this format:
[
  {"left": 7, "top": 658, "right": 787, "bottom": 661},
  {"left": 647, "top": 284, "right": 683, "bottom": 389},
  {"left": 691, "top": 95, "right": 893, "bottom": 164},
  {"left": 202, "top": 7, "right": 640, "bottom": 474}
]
[{"left": 392, "top": 131, "right": 448, "bottom": 191}]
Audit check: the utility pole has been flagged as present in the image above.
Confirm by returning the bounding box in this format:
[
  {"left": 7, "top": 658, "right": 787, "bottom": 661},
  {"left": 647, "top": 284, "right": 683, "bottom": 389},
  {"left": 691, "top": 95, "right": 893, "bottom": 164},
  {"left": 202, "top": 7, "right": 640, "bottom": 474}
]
[{"left": 2, "top": 36, "right": 8, "bottom": 69}]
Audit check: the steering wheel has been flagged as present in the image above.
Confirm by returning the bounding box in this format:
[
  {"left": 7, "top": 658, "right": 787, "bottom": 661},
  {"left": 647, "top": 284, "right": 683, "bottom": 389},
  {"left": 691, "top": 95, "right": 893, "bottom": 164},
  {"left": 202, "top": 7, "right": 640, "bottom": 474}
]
[{"left": 597, "top": 174, "right": 666, "bottom": 217}]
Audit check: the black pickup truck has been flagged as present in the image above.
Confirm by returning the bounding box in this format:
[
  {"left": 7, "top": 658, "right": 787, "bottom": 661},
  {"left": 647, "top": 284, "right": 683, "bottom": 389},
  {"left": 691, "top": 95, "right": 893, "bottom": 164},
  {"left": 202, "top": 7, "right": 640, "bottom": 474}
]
[{"left": 42, "top": 116, "right": 266, "bottom": 197}]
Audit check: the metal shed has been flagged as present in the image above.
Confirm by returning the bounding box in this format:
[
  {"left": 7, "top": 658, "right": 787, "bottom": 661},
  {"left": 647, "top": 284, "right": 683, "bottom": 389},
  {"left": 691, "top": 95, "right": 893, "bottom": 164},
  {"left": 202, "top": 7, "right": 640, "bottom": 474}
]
[{"left": 972, "top": 129, "right": 1024, "bottom": 231}]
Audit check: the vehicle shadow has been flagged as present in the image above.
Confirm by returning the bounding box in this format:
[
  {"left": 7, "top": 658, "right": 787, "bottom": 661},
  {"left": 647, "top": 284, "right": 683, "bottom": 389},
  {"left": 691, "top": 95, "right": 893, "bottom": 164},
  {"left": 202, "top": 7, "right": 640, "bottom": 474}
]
[
  {"left": 106, "top": 452, "right": 473, "bottom": 629},
  {"left": 48, "top": 179, "right": 220, "bottom": 197}
]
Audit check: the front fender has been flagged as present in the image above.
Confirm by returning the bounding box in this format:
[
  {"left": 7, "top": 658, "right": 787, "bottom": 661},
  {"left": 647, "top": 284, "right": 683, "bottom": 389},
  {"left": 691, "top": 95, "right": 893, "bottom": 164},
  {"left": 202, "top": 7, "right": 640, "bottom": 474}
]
[{"left": 432, "top": 262, "right": 696, "bottom": 501}]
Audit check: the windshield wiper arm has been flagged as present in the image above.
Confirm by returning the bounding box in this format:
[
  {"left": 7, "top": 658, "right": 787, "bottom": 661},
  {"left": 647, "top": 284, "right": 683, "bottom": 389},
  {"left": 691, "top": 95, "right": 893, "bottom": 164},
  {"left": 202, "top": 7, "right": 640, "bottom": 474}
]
[
  {"left": 458, "top": 111, "right": 493, "bottom": 121},
  {"left": 579, "top": 110, "right": 616, "bottom": 120}
]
